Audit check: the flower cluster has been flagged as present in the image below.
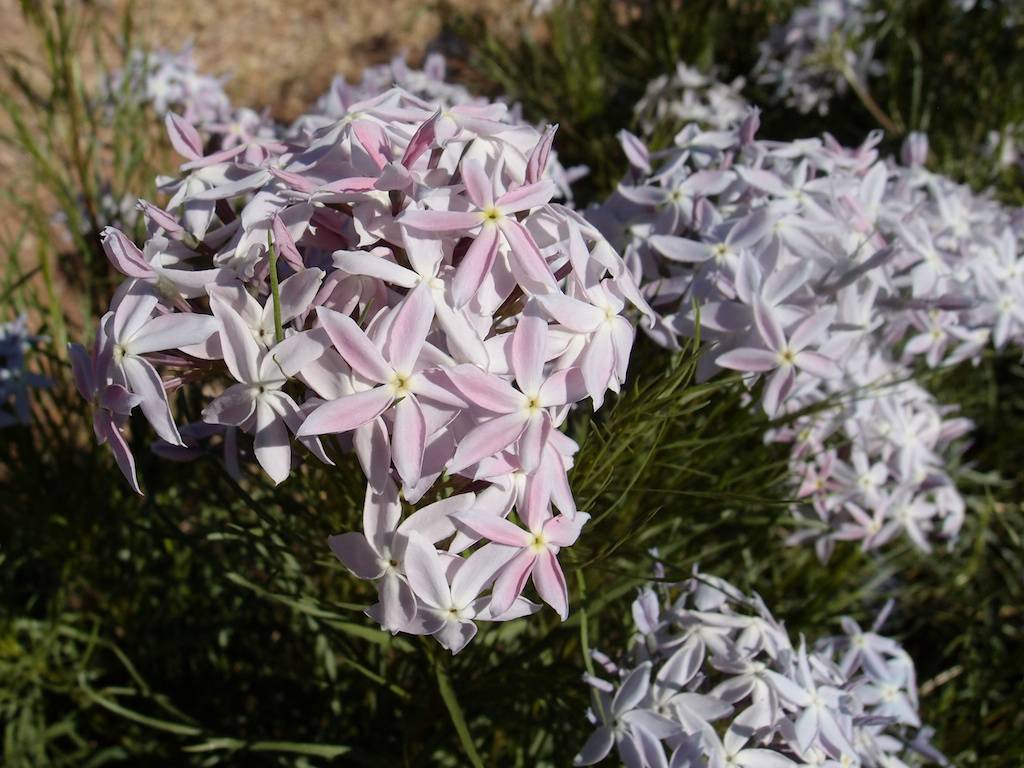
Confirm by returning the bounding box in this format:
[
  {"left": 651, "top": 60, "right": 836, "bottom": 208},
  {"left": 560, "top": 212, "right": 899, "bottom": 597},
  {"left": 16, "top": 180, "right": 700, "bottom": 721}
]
[
  {"left": 575, "top": 570, "right": 944, "bottom": 768},
  {"left": 754, "top": 0, "right": 881, "bottom": 116},
  {"left": 108, "top": 48, "right": 587, "bottom": 205},
  {"left": 591, "top": 109, "right": 1024, "bottom": 555},
  {"left": 0, "top": 316, "right": 49, "bottom": 429},
  {"left": 107, "top": 43, "right": 232, "bottom": 125},
  {"left": 73, "top": 85, "right": 651, "bottom": 651},
  {"left": 300, "top": 53, "right": 587, "bottom": 203},
  {"left": 633, "top": 63, "right": 749, "bottom": 137}
]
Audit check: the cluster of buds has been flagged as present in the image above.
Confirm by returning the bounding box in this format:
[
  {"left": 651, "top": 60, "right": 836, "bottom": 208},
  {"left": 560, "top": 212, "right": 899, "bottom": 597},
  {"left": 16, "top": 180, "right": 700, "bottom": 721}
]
[
  {"left": 575, "top": 569, "right": 944, "bottom": 768},
  {"left": 72, "top": 83, "right": 651, "bottom": 652},
  {"left": 753, "top": 0, "right": 882, "bottom": 116},
  {"left": 591, "top": 106, "right": 1024, "bottom": 555},
  {"left": 0, "top": 316, "right": 48, "bottom": 429},
  {"left": 633, "top": 63, "right": 749, "bottom": 138}
]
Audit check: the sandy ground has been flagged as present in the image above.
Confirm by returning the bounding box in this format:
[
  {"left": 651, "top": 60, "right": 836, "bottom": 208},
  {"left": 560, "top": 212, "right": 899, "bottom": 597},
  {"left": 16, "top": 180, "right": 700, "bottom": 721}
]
[{"left": 0, "top": 0, "right": 511, "bottom": 326}]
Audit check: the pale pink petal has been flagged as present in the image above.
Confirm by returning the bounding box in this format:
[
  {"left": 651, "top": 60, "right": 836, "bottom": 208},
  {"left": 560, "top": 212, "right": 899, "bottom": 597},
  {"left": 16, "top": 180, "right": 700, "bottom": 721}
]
[
  {"left": 498, "top": 219, "right": 557, "bottom": 293},
  {"left": 400, "top": 112, "right": 437, "bottom": 168},
  {"left": 254, "top": 399, "right": 291, "bottom": 484},
  {"left": 532, "top": 548, "right": 569, "bottom": 620},
  {"left": 543, "top": 513, "right": 588, "bottom": 547},
  {"left": 449, "top": 542, "right": 519, "bottom": 608},
  {"left": 445, "top": 364, "right": 523, "bottom": 412},
  {"left": 392, "top": 395, "right": 426, "bottom": 488},
  {"left": 753, "top": 300, "right": 786, "bottom": 353},
  {"left": 400, "top": 209, "right": 482, "bottom": 233},
  {"left": 526, "top": 124, "right": 557, "bottom": 183},
  {"left": 95, "top": 412, "right": 142, "bottom": 494},
  {"left": 402, "top": 532, "right": 450, "bottom": 610},
  {"left": 271, "top": 214, "right": 304, "bottom": 270},
  {"left": 448, "top": 411, "right": 529, "bottom": 473},
  {"left": 212, "top": 298, "right": 261, "bottom": 384},
  {"left": 276, "top": 268, "right": 325, "bottom": 323},
  {"left": 378, "top": 571, "right": 418, "bottom": 633},
  {"left": 451, "top": 512, "right": 532, "bottom": 547},
  {"left": 434, "top": 618, "right": 477, "bottom": 655},
  {"left": 534, "top": 292, "right": 603, "bottom": 333},
  {"left": 296, "top": 386, "right": 394, "bottom": 437},
  {"left": 398, "top": 492, "right": 476, "bottom": 544},
  {"left": 354, "top": 417, "right": 392, "bottom": 494},
  {"left": 113, "top": 289, "right": 158, "bottom": 342},
  {"left": 495, "top": 179, "right": 555, "bottom": 214},
  {"left": 581, "top": 326, "right": 614, "bottom": 406},
  {"left": 328, "top": 532, "right": 384, "bottom": 579},
  {"left": 648, "top": 235, "right": 712, "bottom": 263},
  {"left": 315, "top": 306, "right": 391, "bottom": 383},
  {"left": 489, "top": 549, "right": 536, "bottom": 617},
  {"left": 351, "top": 120, "right": 389, "bottom": 170},
  {"left": 794, "top": 350, "right": 842, "bottom": 379},
  {"left": 121, "top": 356, "right": 181, "bottom": 446},
  {"left": 203, "top": 383, "right": 256, "bottom": 426},
  {"left": 538, "top": 367, "right": 587, "bottom": 407},
  {"left": 511, "top": 301, "right": 548, "bottom": 394},
  {"left": 575, "top": 726, "right": 615, "bottom": 766},
  {"left": 385, "top": 282, "right": 435, "bottom": 375},
  {"left": 101, "top": 227, "right": 152, "bottom": 278},
  {"left": 332, "top": 250, "right": 418, "bottom": 288},
  {"left": 165, "top": 112, "right": 203, "bottom": 160},
  {"left": 763, "top": 366, "right": 794, "bottom": 417},
  {"left": 715, "top": 348, "right": 779, "bottom": 373},
  {"left": 261, "top": 328, "right": 331, "bottom": 381},
  {"left": 789, "top": 308, "right": 836, "bottom": 352},
  {"left": 452, "top": 225, "right": 500, "bottom": 308},
  {"left": 128, "top": 312, "right": 218, "bottom": 355},
  {"left": 517, "top": 411, "right": 551, "bottom": 473},
  {"left": 363, "top": 480, "right": 401, "bottom": 551},
  {"left": 460, "top": 158, "right": 494, "bottom": 209}
]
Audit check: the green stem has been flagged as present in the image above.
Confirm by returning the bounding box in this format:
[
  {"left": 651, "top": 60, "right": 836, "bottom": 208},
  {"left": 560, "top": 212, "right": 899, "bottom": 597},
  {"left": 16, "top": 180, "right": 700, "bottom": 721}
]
[
  {"left": 840, "top": 61, "right": 901, "bottom": 136},
  {"left": 575, "top": 570, "right": 595, "bottom": 678},
  {"left": 267, "top": 237, "right": 284, "bottom": 344},
  {"left": 435, "top": 659, "right": 485, "bottom": 768}
]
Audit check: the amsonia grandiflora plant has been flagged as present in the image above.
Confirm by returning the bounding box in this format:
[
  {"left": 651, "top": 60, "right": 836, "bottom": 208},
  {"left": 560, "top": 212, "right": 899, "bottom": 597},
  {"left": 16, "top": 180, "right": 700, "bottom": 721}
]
[
  {"left": 592, "top": 109, "right": 1024, "bottom": 558},
  {"left": 71, "top": 81, "right": 652, "bottom": 654},
  {"left": 574, "top": 569, "right": 945, "bottom": 768}
]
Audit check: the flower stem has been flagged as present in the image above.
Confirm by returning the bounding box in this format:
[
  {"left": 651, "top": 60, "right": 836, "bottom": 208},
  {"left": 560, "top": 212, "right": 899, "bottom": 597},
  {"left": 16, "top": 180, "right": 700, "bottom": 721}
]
[
  {"left": 267, "top": 236, "right": 284, "bottom": 344},
  {"left": 840, "top": 62, "right": 901, "bottom": 136}
]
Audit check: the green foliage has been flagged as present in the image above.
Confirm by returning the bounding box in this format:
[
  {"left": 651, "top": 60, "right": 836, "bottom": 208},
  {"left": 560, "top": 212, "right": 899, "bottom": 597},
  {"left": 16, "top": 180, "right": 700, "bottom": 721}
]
[{"left": 1, "top": 0, "right": 1023, "bottom": 765}]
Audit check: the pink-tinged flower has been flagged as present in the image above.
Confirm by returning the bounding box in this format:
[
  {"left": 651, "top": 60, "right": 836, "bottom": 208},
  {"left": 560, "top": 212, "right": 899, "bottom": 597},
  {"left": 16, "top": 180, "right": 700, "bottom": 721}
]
[
  {"left": 297, "top": 284, "right": 461, "bottom": 488},
  {"left": 207, "top": 268, "right": 324, "bottom": 349},
  {"left": 446, "top": 304, "right": 586, "bottom": 475},
  {"left": 401, "top": 531, "right": 519, "bottom": 654},
  {"left": 330, "top": 235, "right": 488, "bottom": 366},
  {"left": 535, "top": 230, "right": 635, "bottom": 407},
  {"left": 69, "top": 335, "right": 144, "bottom": 494},
  {"left": 203, "top": 297, "right": 331, "bottom": 483},
  {"left": 399, "top": 158, "right": 558, "bottom": 305},
  {"left": 329, "top": 481, "right": 415, "bottom": 633},
  {"left": 716, "top": 302, "right": 840, "bottom": 416},
  {"left": 574, "top": 661, "right": 678, "bottom": 767},
  {"left": 107, "top": 287, "right": 218, "bottom": 445},
  {"left": 452, "top": 504, "right": 587, "bottom": 619}
]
